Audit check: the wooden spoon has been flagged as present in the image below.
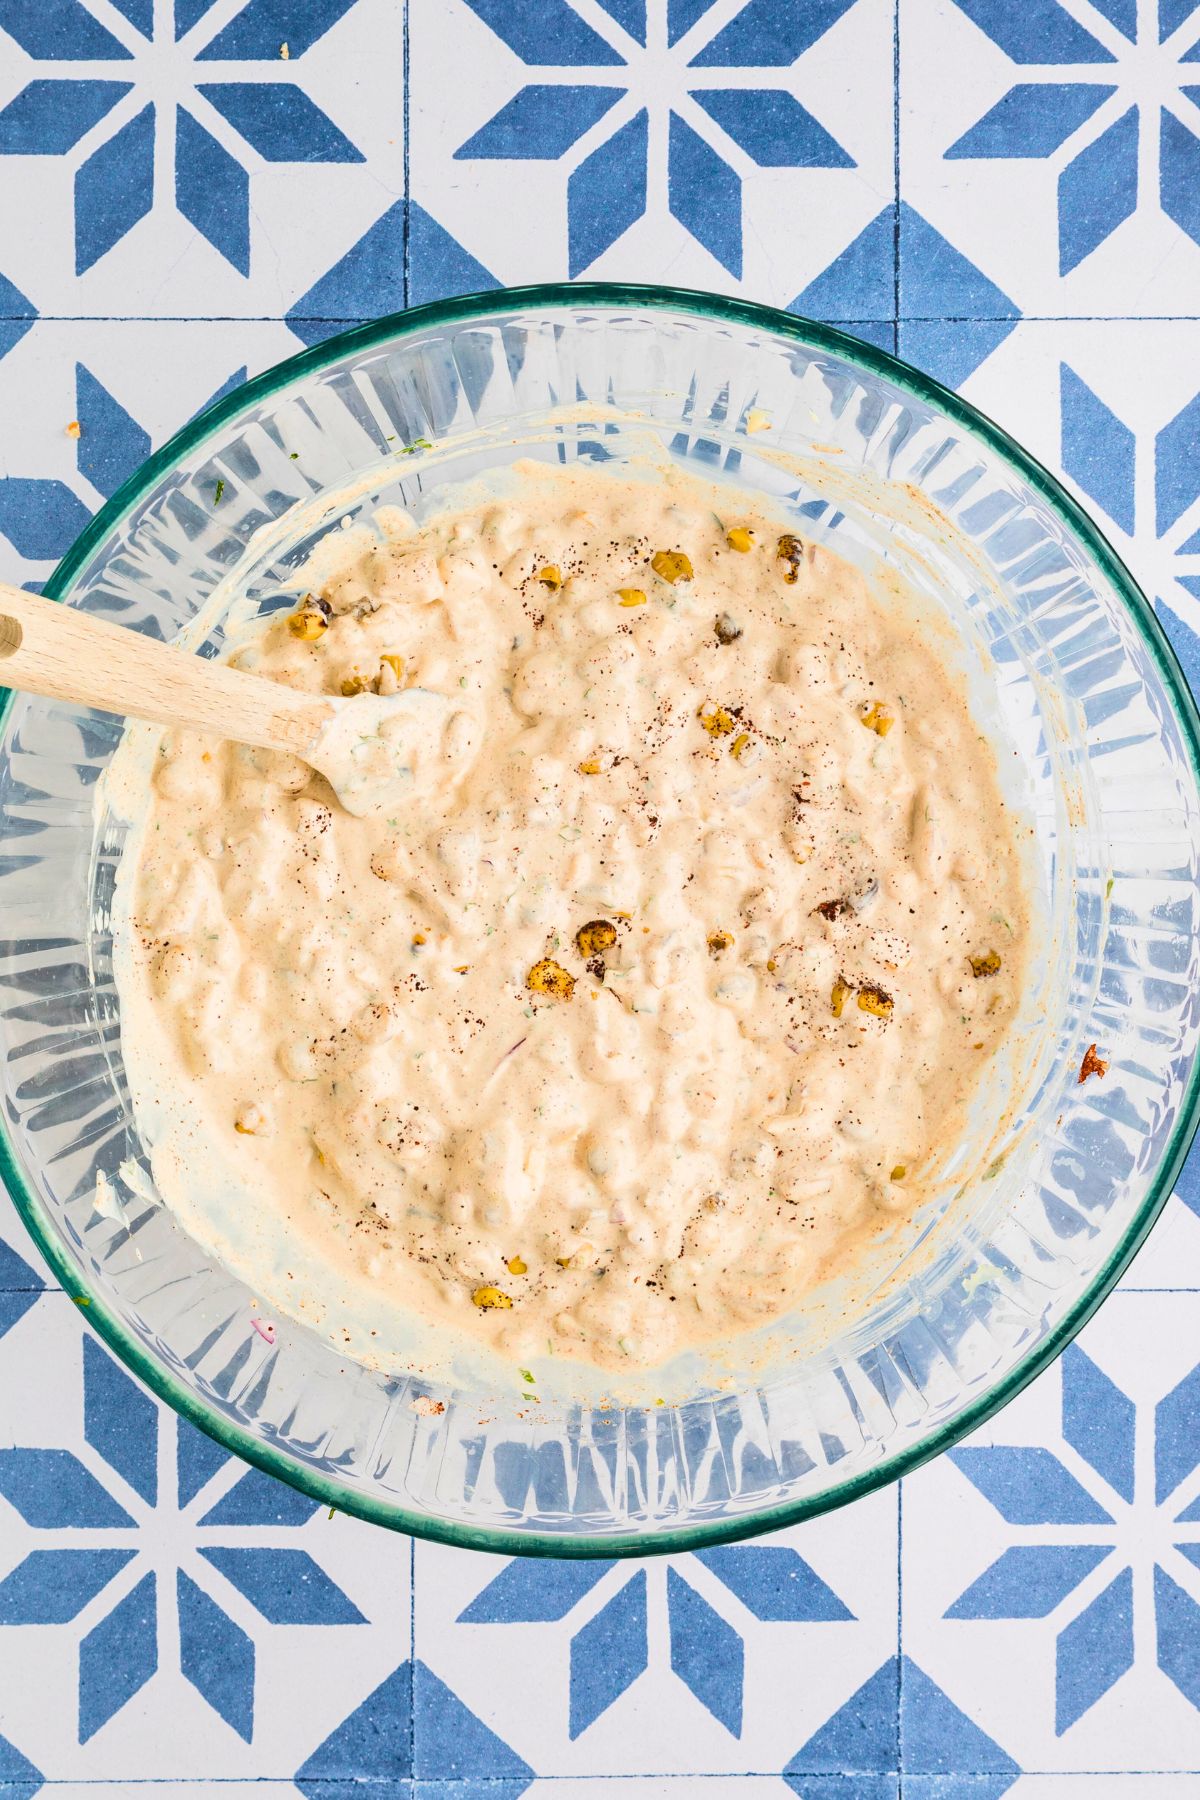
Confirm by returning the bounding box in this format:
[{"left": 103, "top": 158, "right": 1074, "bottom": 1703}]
[{"left": 0, "top": 584, "right": 461, "bottom": 817}]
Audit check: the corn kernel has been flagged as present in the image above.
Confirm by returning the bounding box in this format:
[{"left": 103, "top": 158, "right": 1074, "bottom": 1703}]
[
  {"left": 777, "top": 534, "right": 804, "bottom": 583},
  {"left": 858, "top": 985, "right": 894, "bottom": 1018},
  {"left": 860, "top": 701, "right": 894, "bottom": 737},
  {"left": 536, "top": 564, "right": 562, "bottom": 591},
  {"left": 577, "top": 919, "right": 618, "bottom": 958},
  {"left": 730, "top": 731, "right": 752, "bottom": 760},
  {"left": 617, "top": 588, "right": 647, "bottom": 606},
  {"left": 831, "top": 976, "right": 851, "bottom": 1018},
  {"left": 726, "top": 526, "right": 754, "bottom": 553},
  {"left": 651, "top": 549, "right": 693, "bottom": 583},
  {"left": 472, "top": 1286, "right": 512, "bottom": 1310},
  {"left": 578, "top": 758, "right": 602, "bottom": 775},
  {"left": 507, "top": 1255, "right": 527, "bottom": 1276},
  {"left": 698, "top": 701, "right": 736, "bottom": 737},
  {"left": 526, "top": 958, "right": 575, "bottom": 1000},
  {"left": 891, "top": 1165, "right": 907, "bottom": 1181},
  {"left": 970, "top": 949, "right": 1001, "bottom": 978},
  {"left": 380, "top": 653, "right": 404, "bottom": 682},
  {"left": 707, "top": 930, "right": 734, "bottom": 957},
  {"left": 340, "top": 673, "right": 367, "bottom": 697},
  {"left": 287, "top": 597, "right": 331, "bottom": 640}
]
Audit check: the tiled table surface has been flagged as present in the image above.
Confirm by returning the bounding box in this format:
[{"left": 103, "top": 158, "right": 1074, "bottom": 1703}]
[{"left": 2, "top": 1, "right": 1200, "bottom": 1794}]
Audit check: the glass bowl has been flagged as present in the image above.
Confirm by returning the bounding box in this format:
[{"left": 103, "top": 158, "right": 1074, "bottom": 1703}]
[{"left": 2, "top": 285, "right": 1199, "bottom": 1556}]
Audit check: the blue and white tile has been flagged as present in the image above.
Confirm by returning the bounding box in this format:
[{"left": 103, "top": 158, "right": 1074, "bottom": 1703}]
[
  {"left": 1005, "top": 1782, "right": 1200, "bottom": 1796},
  {"left": 0, "top": 1297, "right": 412, "bottom": 1783},
  {"left": 519, "top": 1783, "right": 799, "bottom": 1797},
  {"left": 896, "top": 316, "right": 1200, "bottom": 699},
  {"left": 0, "top": 0, "right": 404, "bottom": 320},
  {"left": 408, "top": 0, "right": 895, "bottom": 323},
  {"left": 412, "top": 1485, "right": 897, "bottom": 1779},
  {"left": 0, "top": 318, "right": 299, "bottom": 590},
  {"left": 899, "top": 0, "right": 1200, "bottom": 317},
  {"left": 902, "top": 1292, "right": 1200, "bottom": 1775}
]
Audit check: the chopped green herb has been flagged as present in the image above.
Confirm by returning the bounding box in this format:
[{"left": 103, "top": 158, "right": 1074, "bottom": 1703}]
[
  {"left": 1105, "top": 876, "right": 1114, "bottom": 898},
  {"left": 400, "top": 437, "right": 433, "bottom": 455},
  {"left": 289, "top": 451, "right": 299, "bottom": 459},
  {"left": 519, "top": 1368, "right": 534, "bottom": 1384},
  {"left": 73, "top": 1295, "right": 90, "bottom": 1307},
  {"left": 213, "top": 478, "right": 226, "bottom": 505}
]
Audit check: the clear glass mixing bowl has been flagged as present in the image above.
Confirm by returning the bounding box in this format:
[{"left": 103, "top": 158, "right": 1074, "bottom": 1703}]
[{"left": 2, "top": 285, "right": 1199, "bottom": 1555}]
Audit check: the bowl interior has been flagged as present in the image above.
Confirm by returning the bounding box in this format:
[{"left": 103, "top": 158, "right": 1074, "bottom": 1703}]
[{"left": 2, "top": 290, "right": 1198, "bottom": 1553}]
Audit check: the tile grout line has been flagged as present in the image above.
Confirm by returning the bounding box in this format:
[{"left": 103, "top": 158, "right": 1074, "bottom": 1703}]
[
  {"left": 892, "top": 0, "right": 901, "bottom": 341},
  {"left": 8, "top": 314, "right": 1200, "bottom": 324},
  {"left": 897, "top": 1476, "right": 905, "bottom": 1798},
  {"left": 404, "top": 7, "right": 415, "bottom": 1779},
  {"left": 409, "top": 1530, "right": 416, "bottom": 1786},
  {"left": 403, "top": 0, "right": 411, "bottom": 312},
  {"left": 894, "top": 0, "right": 903, "bottom": 1758}
]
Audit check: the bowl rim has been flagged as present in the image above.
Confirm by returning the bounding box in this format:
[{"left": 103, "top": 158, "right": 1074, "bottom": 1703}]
[{"left": 3, "top": 280, "right": 1200, "bottom": 1557}]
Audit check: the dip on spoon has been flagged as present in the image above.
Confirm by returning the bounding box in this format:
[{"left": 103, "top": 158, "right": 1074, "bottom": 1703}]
[{"left": 0, "top": 584, "right": 469, "bottom": 817}]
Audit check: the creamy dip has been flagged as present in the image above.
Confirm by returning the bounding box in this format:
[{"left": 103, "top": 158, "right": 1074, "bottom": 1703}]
[{"left": 118, "top": 462, "right": 1029, "bottom": 1371}]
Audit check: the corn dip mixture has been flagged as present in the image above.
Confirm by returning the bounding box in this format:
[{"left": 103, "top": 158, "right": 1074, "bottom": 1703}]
[{"left": 120, "top": 464, "right": 1029, "bottom": 1371}]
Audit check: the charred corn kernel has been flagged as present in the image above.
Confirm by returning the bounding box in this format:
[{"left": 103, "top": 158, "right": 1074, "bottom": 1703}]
[
  {"left": 726, "top": 526, "right": 754, "bottom": 553},
  {"left": 746, "top": 408, "right": 771, "bottom": 433},
  {"left": 858, "top": 984, "right": 894, "bottom": 1019},
  {"left": 777, "top": 534, "right": 804, "bottom": 583},
  {"left": 766, "top": 958, "right": 777, "bottom": 973},
  {"left": 65, "top": 420, "right": 81, "bottom": 440},
  {"left": 287, "top": 596, "right": 331, "bottom": 640},
  {"left": 536, "top": 564, "right": 562, "bottom": 591},
  {"left": 340, "top": 673, "right": 367, "bottom": 697},
  {"left": 526, "top": 957, "right": 575, "bottom": 1000},
  {"left": 506, "top": 1255, "right": 527, "bottom": 1276},
  {"left": 970, "top": 949, "right": 1002, "bottom": 978},
  {"left": 831, "top": 976, "right": 852, "bottom": 1018},
  {"left": 412, "top": 933, "right": 426, "bottom": 946},
  {"left": 860, "top": 701, "right": 894, "bottom": 737},
  {"left": 714, "top": 612, "right": 742, "bottom": 645},
  {"left": 730, "top": 731, "right": 752, "bottom": 760},
  {"left": 617, "top": 587, "right": 647, "bottom": 607},
  {"left": 472, "top": 1286, "right": 512, "bottom": 1310},
  {"left": 698, "top": 701, "right": 736, "bottom": 737},
  {"left": 380, "top": 653, "right": 404, "bottom": 682},
  {"left": 576, "top": 919, "right": 618, "bottom": 958},
  {"left": 707, "top": 930, "right": 734, "bottom": 957},
  {"left": 453, "top": 964, "right": 470, "bottom": 974},
  {"left": 578, "top": 758, "right": 602, "bottom": 775},
  {"left": 891, "top": 1164, "right": 907, "bottom": 1181},
  {"left": 651, "top": 549, "right": 693, "bottom": 583},
  {"left": 556, "top": 1256, "right": 573, "bottom": 1269}
]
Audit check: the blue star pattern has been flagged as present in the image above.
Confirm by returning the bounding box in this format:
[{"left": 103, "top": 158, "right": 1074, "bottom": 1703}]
[
  {"left": 455, "top": 1542, "right": 852, "bottom": 1738},
  {"left": 0, "top": 1335, "right": 365, "bottom": 1743},
  {"left": 453, "top": 0, "right": 856, "bottom": 278},
  {"left": 5, "top": 0, "right": 1200, "bottom": 1790},
  {"left": 0, "top": 0, "right": 363, "bottom": 275},
  {"left": 943, "top": 1344, "right": 1200, "bottom": 1732},
  {"left": 942, "top": 0, "right": 1200, "bottom": 274}
]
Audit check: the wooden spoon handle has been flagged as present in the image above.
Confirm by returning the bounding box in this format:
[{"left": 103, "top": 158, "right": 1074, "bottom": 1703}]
[{"left": 0, "top": 582, "right": 331, "bottom": 758}]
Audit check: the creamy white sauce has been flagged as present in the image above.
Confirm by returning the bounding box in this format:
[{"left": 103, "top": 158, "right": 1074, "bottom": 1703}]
[{"left": 114, "top": 462, "right": 1029, "bottom": 1373}]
